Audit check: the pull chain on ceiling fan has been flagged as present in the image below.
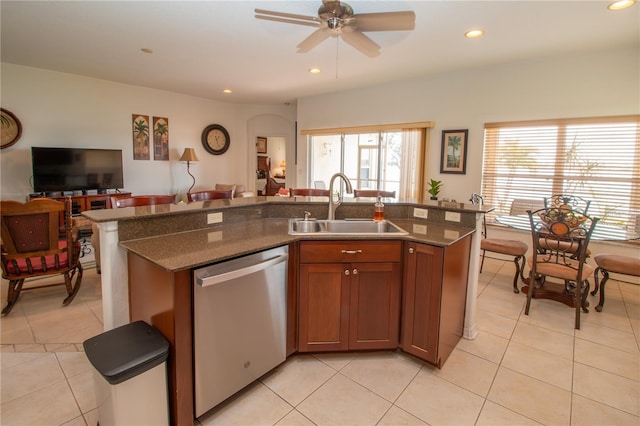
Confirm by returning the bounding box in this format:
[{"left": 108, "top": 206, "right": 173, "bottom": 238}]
[{"left": 255, "top": 0, "right": 416, "bottom": 57}]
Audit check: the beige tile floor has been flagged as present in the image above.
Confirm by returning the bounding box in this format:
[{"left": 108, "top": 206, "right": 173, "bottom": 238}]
[{"left": 1, "top": 256, "right": 639, "bottom": 425}]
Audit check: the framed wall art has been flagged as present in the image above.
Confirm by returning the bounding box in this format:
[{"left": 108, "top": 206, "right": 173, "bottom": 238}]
[
  {"left": 132, "top": 114, "right": 150, "bottom": 160},
  {"left": 257, "top": 136, "right": 267, "bottom": 154},
  {"left": 440, "top": 129, "right": 468, "bottom": 174},
  {"left": 153, "top": 116, "right": 169, "bottom": 161}
]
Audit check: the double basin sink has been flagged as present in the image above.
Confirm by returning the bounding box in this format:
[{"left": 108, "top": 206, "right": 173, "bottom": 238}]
[{"left": 288, "top": 218, "right": 408, "bottom": 236}]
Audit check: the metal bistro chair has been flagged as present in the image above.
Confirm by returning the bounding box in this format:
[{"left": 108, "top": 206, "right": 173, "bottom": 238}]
[
  {"left": 353, "top": 189, "right": 396, "bottom": 198},
  {"left": 591, "top": 254, "right": 640, "bottom": 312},
  {"left": 187, "top": 189, "right": 233, "bottom": 202},
  {"left": 544, "top": 194, "right": 591, "bottom": 213},
  {"left": 525, "top": 206, "right": 599, "bottom": 329},
  {"left": 470, "top": 194, "right": 528, "bottom": 293},
  {"left": 0, "top": 197, "right": 83, "bottom": 315},
  {"left": 540, "top": 194, "right": 592, "bottom": 258},
  {"left": 289, "top": 188, "right": 330, "bottom": 197}
]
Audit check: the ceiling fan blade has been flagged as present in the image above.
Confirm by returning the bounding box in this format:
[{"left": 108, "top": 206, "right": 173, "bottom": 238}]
[
  {"left": 255, "top": 9, "right": 321, "bottom": 28},
  {"left": 255, "top": 14, "right": 320, "bottom": 28},
  {"left": 297, "top": 29, "right": 331, "bottom": 53},
  {"left": 350, "top": 11, "right": 416, "bottom": 32},
  {"left": 340, "top": 31, "right": 381, "bottom": 57}
]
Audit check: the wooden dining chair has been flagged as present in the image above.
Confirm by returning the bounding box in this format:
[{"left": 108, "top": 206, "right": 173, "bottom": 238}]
[
  {"left": 470, "top": 194, "right": 528, "bottom": 293},
  {"left": 110, "top": 194, "right": 176, "bottom": 208},
  {"left": 353, "top": 189, "right": 396, "bottom": 198},
  {"left": 187, "top": 189, "right": 233, "bottom": 202},
  {"left": 92, "top": 195, "right": 176, "bottom": 273},
  {"left": 525, "top": 206, "right": 599, "bottom": 329},
  {"left": 289, "top": 188, "right": 330, "bottom": 197},
  {"left": 0, "top": 197, "right": 83, "bottom": 315}
]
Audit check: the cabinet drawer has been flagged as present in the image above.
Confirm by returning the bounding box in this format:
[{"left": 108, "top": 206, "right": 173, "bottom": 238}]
[{"left": 300, "top": 240, "right": 402, "bottom": 263}]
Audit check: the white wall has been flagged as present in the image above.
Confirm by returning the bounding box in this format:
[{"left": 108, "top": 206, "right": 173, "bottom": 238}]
[
  {"left": 0, "top": 63, "right": 296, "bottom": 201},
  {"left": 296, "top": 46, "right": 639, "bottom": 203}
]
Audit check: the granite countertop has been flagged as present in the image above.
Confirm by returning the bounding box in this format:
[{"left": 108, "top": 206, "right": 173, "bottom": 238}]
[{"left": 120, "top": 217, "right": 476, "bottom": 272}]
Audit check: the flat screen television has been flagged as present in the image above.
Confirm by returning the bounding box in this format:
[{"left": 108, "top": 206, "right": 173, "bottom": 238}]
[{"left": 32, "top": 147, "right": 124, "bottom": 193}]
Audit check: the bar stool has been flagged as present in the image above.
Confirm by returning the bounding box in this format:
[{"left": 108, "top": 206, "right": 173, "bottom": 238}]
[{"left": 591, "top": 254, "right": 640, "bottom": 312}]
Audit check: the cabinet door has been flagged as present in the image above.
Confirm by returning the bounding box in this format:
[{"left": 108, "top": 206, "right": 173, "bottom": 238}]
[
  {"left": 401, "top": 242, "right": 444, "bottom": 364},
  {"left": 298, "top": 263, "right": 350, "bottom": 352},
  {"left": 349, "top": 262, "right": 401, "bottom": 350}
]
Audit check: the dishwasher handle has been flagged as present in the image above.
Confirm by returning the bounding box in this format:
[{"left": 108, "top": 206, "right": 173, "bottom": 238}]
[{"left": 196, "top": 253, "right": 288, "bottom": 288}]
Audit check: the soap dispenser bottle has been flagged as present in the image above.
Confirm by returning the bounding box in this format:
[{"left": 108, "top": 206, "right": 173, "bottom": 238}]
[{"left": 374, "top": 196, "right": 384, "bottom": 221}]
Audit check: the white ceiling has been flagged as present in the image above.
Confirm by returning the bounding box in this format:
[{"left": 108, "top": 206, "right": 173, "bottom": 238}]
[{"left": 1, "top": 1, "right": 638, "bottom": 105}]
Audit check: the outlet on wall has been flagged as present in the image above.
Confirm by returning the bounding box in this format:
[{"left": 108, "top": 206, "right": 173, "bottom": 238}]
[
  {"left": 207, "top": 212, "right": 223, "bottom": 224},
  {"left": 445, "top": 211, "right": 461, "bottom": 222},
  {"left": 413, "top": 208, "right": 428, "bottom": 219}
]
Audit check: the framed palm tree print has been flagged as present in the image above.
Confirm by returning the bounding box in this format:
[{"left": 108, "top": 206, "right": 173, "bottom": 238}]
[
  {"left": 153, "top": 116, "right": 169, "bottom": 160},
  {"left": 440, "top": 129, "right": 468, "bottom": 174},
  {"left": 132, "top": 114, "right": 150, "bottom": 160}
]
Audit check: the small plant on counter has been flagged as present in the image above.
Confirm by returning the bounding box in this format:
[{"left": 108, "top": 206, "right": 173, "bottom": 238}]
[{"left": 428, "top": 179, "right": 443, "bottom": 200}]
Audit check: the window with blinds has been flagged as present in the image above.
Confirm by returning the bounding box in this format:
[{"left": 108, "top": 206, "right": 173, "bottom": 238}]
[{"left": 482, "top": 115, "right": 640, "bottom": 239}]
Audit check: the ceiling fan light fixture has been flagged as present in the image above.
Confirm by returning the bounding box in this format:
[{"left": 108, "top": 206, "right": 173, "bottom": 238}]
[
  {"left": 607, "top": 0, "right": 635, "bottom": 10},
  {"left": 256, "top": 1, "right": 415, "bottom": 57},
  {"left": 465, "top": 29, "right": 484, "bottom": 38}
]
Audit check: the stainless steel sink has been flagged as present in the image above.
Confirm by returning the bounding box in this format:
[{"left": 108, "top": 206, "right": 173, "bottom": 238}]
[{"left": 288, "top": 218, "right": 408, "bottom": 236}]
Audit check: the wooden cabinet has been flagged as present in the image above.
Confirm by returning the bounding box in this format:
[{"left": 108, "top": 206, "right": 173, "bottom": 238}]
[
  {"left": 30, "top": 192, "right": 131, "bottom": 226},
  {"left": 298, "top": 240, "right": 402, "bottom": 352},
  {"left": 401, "top": 237, "right": 471, "bottom": 367}
]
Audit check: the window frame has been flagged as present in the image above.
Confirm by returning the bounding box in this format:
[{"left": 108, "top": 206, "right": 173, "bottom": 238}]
[{"left": 482, "top": 115, "right": 640, "bottom": 241}]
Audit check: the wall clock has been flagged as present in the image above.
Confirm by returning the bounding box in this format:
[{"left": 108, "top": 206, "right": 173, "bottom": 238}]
[
  {"left": 201, "top": 124, "right": 230, "bottom": 155},
  {"left": 1, "top": 108, "right": 23, "bottom": 149}
]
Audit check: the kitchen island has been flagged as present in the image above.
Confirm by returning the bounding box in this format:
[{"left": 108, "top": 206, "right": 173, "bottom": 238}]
[{"left": 83, "top": 197, "right": 491, "bottom": 425}]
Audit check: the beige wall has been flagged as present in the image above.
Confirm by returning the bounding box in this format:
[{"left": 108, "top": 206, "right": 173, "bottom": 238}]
[
  {"left": 296, "top": 46, "right": 639, "bottom": 203},
  {"left": 0, "top": 63, "right": 296, "bottom": 201}
]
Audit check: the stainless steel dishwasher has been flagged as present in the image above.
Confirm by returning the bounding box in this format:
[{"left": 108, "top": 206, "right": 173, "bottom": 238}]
[{"left": 193, "top": 245, "right": 288, "bottom": 417}]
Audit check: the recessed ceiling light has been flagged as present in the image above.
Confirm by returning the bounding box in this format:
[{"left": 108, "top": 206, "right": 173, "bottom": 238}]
[
  {"left": 608, "top": 0, "right": 635, "bottom": 10},
  {"left": 465, "top": 29, "right": 484, "bottom": 38},
  {"left": 309, "top": 68, "right": 321, "bottom": 74},
  {"left": 141, "top": 48, "right": 153, "bottom": 54},
  {"left": 222, "top": 89, "right": 232, "bottom": 94}
]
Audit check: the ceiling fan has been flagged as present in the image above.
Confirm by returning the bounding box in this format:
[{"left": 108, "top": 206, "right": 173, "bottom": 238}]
[{"left": 255, "top": 1, "right": 415, "bottom": 58}]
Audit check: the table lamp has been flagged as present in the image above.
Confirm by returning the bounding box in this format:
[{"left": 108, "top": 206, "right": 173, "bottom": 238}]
[
  {"left": 279, "top": 160, "right": 286, "bottom": 177},
  {"left": 179, "top": 148, "right": 199, "bottom": 193}
]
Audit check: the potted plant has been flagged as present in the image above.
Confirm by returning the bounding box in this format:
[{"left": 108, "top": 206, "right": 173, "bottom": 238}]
[{"left": 428, "top": 179, "right": 442, "bottom": 200}]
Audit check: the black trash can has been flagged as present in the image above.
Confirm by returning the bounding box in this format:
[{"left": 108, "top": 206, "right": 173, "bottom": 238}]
[{"left": 83, "top": 321, "right": 170, "bottom": 426}]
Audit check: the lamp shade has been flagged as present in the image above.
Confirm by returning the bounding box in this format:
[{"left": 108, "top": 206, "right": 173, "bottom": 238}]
[
  {"left": 179, "top": 148, "right": 199, "bottom": 162},
  {"left": 279, "top": 160, "right": 286, "bottom": 168}
]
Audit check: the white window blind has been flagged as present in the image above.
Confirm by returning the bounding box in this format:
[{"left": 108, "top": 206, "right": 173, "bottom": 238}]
[{"left": 482, "top": 115, "right": 640, "bottom": 239}]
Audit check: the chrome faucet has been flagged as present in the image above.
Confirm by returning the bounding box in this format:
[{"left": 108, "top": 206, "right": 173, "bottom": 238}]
[{"left": 327, "top": 173, "right": 353, "bottom": 220}]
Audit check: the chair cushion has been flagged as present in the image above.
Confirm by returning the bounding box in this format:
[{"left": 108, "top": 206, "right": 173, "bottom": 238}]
[
  {"left": 481, "top": 238, "right": 528, "bottom": 256},
  {"left": 594, "top": 254, "right": 640, "bottom": 277},
  {"left": 538, "top": 238, "right": 591, "bottom": 256},
  {"left": 528, "top": 257, "right": 595, "bottom": 281},
  {"left": 4, "top": 240, "right": 75, "bottom": 274},
  {"left": 234, "top": 184, "right": 246, "bottom": 195}
]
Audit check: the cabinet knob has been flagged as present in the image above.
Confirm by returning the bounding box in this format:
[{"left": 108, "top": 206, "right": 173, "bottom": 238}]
[
  {"left": 344, "top": 269, "right": 350, "bottom": 276},
  {"left": 409, "top": 248, "right": 414, "bottom": 254},
  {"left": 352, "top": 269, "right": 358, "bottom": 275}
]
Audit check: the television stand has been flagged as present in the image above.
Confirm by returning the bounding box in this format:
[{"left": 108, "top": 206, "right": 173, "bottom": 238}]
[{"left": 29, "top": 191, "right": 132, "bottom": 224}]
